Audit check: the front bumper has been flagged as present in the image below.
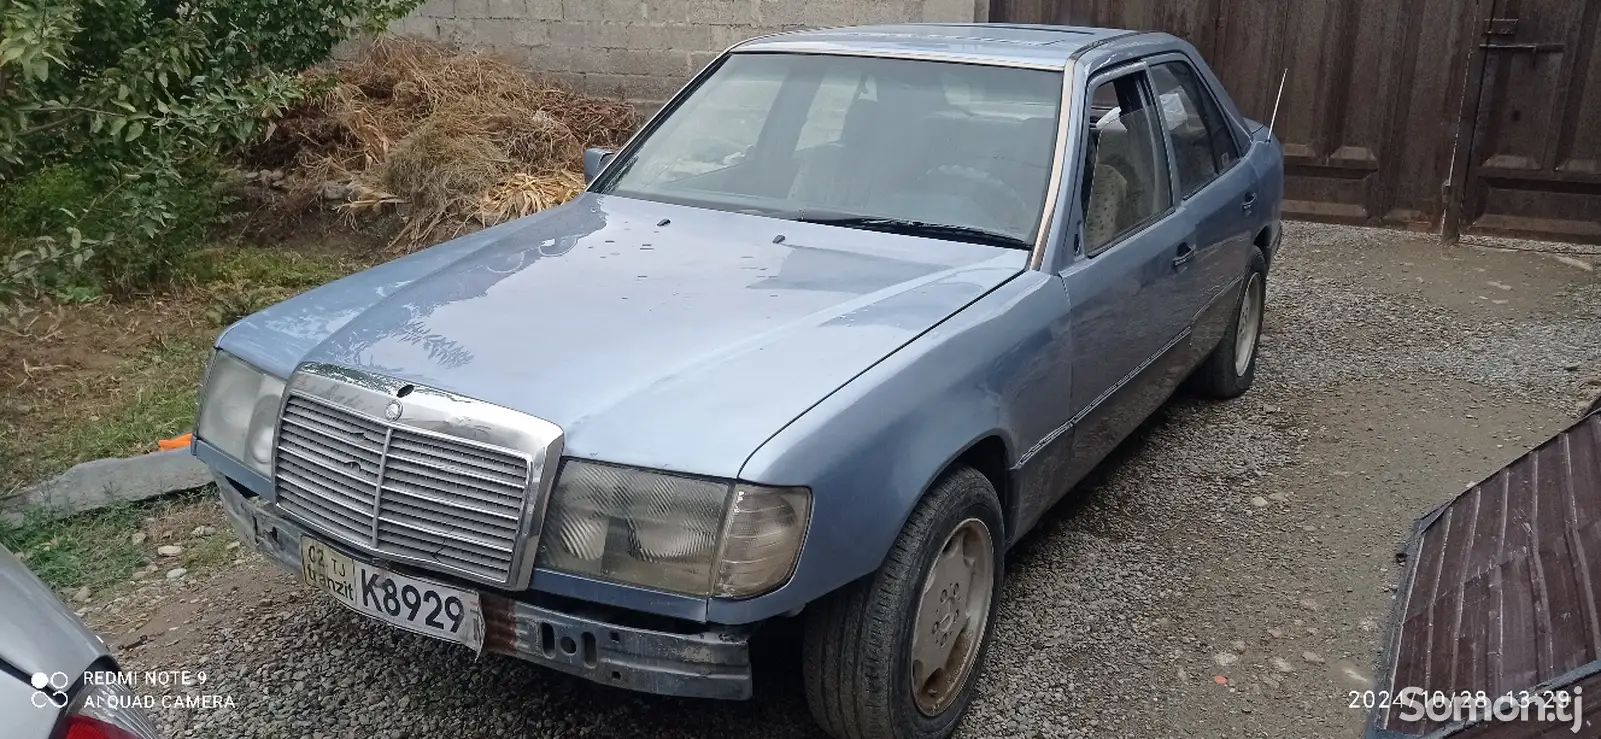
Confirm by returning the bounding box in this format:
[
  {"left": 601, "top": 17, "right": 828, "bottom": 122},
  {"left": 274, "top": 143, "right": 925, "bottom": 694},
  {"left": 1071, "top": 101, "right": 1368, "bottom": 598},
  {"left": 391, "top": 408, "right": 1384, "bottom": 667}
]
[{"left": 214, "top": 473, "right": 753, "bottom": 700}]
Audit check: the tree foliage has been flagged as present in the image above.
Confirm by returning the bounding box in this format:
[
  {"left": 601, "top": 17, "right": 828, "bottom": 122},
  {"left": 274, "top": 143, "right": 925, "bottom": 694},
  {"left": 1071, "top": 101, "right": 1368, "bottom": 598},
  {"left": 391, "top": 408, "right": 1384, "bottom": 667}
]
[{"left": 0, "top": 0, "right": 420, "bottom": 299}]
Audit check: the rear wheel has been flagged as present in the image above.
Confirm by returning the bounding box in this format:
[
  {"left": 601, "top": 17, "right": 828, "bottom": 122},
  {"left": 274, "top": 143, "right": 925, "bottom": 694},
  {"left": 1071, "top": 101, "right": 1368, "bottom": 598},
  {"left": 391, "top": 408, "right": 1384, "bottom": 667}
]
[
  {"left": 802, "top": 467, "right": 1003, "bottom": 739},
  {"left": 1193, "top": 246, "right": 1268, "bottom": 399}
]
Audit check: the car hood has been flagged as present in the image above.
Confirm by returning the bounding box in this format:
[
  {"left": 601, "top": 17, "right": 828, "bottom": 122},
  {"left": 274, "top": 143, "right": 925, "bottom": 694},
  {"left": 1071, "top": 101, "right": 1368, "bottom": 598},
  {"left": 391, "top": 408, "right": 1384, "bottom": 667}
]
[
  {"left": 221, "top": 194, "right": 1026, "bottom": 477},
  {"left": 0, "top": 546, "right": 109, "bottom": 680}
]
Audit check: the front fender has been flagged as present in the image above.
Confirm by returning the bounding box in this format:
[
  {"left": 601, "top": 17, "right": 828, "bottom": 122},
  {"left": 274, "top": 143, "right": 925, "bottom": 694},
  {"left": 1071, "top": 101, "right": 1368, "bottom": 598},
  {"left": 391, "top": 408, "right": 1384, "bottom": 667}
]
[{"left": 707, "top": 271, "right": 1074, "bottom": 624}]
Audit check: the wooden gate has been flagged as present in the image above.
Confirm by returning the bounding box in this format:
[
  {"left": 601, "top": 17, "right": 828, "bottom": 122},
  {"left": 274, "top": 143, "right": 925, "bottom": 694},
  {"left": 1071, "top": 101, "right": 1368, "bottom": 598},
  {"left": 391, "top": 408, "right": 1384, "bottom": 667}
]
[
  {"left": 990, "top": 0, "right": 1601, "bottom": 244},
  {"left": 1446, "top": 0, "right": 1601, "bottom": 243}
]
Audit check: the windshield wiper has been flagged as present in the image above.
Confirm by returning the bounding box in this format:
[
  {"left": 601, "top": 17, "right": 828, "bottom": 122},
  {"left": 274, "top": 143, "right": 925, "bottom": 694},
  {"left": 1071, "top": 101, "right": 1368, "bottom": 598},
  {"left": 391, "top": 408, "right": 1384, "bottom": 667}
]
[{"left": 788, "top": 215, "right": 1031, "bottom": 250}]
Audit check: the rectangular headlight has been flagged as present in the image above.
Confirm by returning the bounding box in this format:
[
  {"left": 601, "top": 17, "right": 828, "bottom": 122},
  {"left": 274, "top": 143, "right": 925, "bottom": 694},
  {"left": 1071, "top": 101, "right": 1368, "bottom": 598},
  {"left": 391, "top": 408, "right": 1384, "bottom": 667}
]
[
  {"left": 195, "top": 351, "right": 285, "bottom": 477},
  {"left": 536, "top": 461, "right": 810, "bottom": 598}
]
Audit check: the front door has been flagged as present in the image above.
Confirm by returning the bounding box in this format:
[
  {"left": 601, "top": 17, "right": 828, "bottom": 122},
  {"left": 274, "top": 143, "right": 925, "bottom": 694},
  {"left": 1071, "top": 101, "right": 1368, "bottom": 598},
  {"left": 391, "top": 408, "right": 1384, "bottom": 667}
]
[{"left": 1055, "top": 65, "right": 1191, "bottom": 494}]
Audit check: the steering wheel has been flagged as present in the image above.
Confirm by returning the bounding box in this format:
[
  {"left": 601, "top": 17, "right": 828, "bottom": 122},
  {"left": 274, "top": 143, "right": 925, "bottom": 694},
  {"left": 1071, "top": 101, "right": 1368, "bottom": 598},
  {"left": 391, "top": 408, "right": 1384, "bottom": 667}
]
[{"left": 915, "top": 165, "right": 1031, "bottom": 236}]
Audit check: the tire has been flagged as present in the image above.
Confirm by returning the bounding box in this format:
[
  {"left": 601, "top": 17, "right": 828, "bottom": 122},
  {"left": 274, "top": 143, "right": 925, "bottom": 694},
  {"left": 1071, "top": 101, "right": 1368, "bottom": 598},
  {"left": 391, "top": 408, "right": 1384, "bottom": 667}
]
[
  {"left": 802, "top": 467, "right": 1004, "bottom": 739},
  {"left": 1193, "top": 246, "right": 1268, "bottom": 399}
]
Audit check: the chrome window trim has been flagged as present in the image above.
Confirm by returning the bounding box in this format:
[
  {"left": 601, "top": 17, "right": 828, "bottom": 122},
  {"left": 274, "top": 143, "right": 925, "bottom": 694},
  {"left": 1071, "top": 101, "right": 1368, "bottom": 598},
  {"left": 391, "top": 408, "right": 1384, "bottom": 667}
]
[
  {"left": 729, "top": 46, "right": 1066, "bottom": 71},
  {"left": 1029, "top": 58, "right": 1077, "bottom": 268},
  {"left": 1031, "top": 31, "right": 1145, "bottom": 270},
  {"left": 272, "top": 363, "right": 564, "bottom": 590}
]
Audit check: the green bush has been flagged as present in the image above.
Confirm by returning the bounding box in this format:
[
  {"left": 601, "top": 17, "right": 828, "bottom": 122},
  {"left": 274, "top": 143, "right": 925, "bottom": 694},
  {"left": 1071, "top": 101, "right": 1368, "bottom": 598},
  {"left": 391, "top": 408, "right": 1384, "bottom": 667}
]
[
  {"left": 0, "top": 164, "right": 95, "bottom": 237},
  {"left": 0, "top": 0, "right": 422, "bottom": 300},
  {"left": 94, "top": 158, "right": 226, "bottom": 293},
  {"left": 0, "top": 161, "right": 222, "bottom": 293},
  {"left": 0, "top": 164, "right": 100, "bottom": 293}
]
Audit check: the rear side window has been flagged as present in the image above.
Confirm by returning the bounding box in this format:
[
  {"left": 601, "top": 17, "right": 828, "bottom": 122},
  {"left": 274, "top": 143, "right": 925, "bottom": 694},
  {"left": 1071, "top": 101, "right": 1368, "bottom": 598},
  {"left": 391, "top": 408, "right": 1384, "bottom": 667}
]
[{"left": 1149, "top": 61, "right": 1240, "bottom": 197}]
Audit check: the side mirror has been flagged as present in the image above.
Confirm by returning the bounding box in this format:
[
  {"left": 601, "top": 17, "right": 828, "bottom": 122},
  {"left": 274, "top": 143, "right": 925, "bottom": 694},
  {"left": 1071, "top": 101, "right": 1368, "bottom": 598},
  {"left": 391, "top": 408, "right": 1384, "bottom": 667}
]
[{"left": 583, "top": 148, "right": 615, "bottom": 184}]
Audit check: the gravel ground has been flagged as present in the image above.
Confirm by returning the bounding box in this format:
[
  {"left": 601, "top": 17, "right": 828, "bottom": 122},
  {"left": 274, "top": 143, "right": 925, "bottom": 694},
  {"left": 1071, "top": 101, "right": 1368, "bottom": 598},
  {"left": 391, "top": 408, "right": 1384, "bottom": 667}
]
[{"left": 82, "top": 223, "right": 1601, "bottom": 739}]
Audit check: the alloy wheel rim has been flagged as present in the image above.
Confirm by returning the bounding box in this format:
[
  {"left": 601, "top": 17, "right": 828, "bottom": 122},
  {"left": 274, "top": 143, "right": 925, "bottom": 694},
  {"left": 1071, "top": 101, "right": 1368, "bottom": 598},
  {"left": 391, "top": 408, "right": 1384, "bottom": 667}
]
[
  {"left": 1234, "top": 273, "right": 1264, "bottom": 377},
  {"left": 909, "top": 517, "right": 995, "bottom": 716}
]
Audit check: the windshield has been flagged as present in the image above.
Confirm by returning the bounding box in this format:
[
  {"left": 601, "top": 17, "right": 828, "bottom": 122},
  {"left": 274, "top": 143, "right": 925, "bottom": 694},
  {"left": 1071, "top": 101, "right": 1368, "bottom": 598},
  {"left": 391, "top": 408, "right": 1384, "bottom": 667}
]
[{"left": 594, "top": 53, "right": 1063, "bottom": 247}]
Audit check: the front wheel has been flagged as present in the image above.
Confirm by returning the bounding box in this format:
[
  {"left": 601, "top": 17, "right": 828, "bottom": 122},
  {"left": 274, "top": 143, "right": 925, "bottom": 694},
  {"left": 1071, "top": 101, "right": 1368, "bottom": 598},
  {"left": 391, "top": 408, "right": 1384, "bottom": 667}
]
[
  {"left": 1192, "top": 246, "right": 1268, "bottom": 399},
  {"left": 802, "top": 467, "right": 1004, "bottom": 739}
]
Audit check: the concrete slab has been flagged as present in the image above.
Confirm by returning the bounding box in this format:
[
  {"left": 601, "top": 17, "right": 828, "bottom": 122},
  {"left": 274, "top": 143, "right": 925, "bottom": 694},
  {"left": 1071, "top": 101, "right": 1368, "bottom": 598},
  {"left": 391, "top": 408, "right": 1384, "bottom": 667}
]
[{"left": 2, "top": 450, "right": 212, "bottom": 522}]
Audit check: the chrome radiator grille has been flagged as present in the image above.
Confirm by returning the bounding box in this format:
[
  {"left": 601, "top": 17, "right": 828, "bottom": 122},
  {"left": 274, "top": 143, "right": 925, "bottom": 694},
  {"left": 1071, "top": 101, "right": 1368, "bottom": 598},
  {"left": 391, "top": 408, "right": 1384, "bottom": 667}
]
[{"left": 274, "top": 394, "right": 533, "bottom": 585}]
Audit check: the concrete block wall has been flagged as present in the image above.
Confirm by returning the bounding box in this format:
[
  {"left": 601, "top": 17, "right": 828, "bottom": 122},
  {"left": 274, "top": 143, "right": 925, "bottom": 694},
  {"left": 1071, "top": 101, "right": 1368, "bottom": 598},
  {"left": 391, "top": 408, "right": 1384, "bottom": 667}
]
[{"left": 389, "top": 0, "right": 991, "bottom": 102}]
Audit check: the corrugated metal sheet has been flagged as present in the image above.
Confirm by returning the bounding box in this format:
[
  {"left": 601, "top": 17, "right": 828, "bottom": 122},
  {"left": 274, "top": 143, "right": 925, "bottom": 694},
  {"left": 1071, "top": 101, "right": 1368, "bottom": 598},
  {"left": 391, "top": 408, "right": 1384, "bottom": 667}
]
[{"left": 1368, "top": 410, "right": 1601, "bottom": 738}]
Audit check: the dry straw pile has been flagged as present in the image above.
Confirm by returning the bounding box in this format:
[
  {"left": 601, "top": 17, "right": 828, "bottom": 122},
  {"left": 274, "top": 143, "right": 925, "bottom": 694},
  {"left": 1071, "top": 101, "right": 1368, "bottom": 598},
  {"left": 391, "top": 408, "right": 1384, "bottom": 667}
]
[{"left": 254, "top": 37, "right": 641, "bottom": 248}]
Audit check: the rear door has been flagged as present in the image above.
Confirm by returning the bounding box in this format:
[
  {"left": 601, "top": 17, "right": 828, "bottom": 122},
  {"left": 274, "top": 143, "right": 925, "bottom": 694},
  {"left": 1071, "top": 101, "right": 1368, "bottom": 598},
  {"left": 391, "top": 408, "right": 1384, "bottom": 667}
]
[
  {"left": 1147, "top": 57, "right": 1258, "bottom": 366},
  {"left": 1055, "top": 64, "right": 1189, "bottom": 488}
]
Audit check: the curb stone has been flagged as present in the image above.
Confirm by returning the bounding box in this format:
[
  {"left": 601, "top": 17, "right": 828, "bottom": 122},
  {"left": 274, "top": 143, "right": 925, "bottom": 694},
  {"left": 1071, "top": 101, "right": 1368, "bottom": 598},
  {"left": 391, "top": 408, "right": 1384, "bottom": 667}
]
[{"left": 1, "top": 449, "right": 211, "bottom": 523}]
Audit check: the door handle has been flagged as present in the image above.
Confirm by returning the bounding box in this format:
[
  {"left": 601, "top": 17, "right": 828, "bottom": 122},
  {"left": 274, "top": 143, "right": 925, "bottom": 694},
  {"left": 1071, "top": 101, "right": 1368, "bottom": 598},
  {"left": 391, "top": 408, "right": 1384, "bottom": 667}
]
[
  {"left": 1242, "top": 192, "right": 1258, "bottom": 211},
  {"left": 1172, "top": 243, "right": 1196, "bottom": 268}
]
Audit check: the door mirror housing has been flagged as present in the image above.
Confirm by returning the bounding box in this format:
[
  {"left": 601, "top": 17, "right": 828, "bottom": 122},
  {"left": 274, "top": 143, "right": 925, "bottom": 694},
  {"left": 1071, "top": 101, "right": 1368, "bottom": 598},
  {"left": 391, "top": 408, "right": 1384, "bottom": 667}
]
[{"left": 583, "top": 148, "right": 615, "bottom": 184}]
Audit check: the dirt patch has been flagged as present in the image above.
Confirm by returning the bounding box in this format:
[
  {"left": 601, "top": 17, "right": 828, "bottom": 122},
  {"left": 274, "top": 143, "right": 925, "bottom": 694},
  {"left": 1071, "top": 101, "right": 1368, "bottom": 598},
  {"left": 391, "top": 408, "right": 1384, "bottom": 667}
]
[
  {"left": 0, "top": 230, "right": 388, "bottom": 492},
  {"left": 0, "top": 297, "right": 206, "bottom": 384},
  {"left": 0, "top": 298, "right": 215, "bottom": 487},
  {"left": 1145, "top": 377, "right": 1570, "bottom": 737},
  {"left": 1320, "top": 237, "right": 1593, "bottom": 319},
  {"left": 94, "top": 553, "right": 301, "bottom": 670}
]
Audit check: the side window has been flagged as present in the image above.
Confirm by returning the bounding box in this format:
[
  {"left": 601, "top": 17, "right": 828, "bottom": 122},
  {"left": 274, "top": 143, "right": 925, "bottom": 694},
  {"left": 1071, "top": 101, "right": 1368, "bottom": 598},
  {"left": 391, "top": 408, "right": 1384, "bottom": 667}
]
[
  {"left": 1149, "top": 61, "right": 1240, "bottom": 197},
  {"left": 1080, "top": 72, "right": 1173, "bottom": 254}
]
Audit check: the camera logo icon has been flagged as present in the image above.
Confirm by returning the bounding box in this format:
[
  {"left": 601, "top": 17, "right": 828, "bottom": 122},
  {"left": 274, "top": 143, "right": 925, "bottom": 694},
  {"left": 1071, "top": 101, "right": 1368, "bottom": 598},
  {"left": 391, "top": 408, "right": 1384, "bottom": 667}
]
[{"left": 30, "top": 672, "right": 70, "bottom": 709}]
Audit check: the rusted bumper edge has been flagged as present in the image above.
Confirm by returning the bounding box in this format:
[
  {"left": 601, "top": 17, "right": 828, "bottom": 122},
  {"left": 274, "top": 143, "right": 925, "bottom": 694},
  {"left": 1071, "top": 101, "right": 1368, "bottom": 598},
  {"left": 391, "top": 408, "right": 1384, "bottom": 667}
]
[{"left": 213, "top": 473, "right": 754, "bottom": 700}]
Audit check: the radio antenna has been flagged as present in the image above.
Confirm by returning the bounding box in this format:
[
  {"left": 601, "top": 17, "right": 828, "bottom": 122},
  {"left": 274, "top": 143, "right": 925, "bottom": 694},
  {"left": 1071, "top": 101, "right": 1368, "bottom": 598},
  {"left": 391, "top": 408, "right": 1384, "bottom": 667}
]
[{"left": 1268, "top": 68, "right": 1288, "bottom": 137}]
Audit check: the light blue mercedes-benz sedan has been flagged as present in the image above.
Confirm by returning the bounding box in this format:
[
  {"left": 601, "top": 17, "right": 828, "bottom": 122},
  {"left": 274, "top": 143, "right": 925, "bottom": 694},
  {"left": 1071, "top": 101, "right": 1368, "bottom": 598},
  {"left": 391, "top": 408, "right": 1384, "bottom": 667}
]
[{"left": 194, "top": 23, "right": 1282, "bottom": 739}]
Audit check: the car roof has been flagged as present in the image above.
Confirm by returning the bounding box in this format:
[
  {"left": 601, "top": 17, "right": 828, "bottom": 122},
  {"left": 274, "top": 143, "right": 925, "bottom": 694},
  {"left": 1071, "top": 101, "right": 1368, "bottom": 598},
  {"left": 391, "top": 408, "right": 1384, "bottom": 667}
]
[{"left": 730, "top": 23, "right": 1151, "bottom": 69}]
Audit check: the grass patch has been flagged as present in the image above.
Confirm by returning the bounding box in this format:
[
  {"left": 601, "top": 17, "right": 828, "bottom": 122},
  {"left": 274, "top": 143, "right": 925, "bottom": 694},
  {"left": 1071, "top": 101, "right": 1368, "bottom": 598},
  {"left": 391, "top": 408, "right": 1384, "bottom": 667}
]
[
  {"left": 194, "top": 244, "right": 360, "bottom": 326},
  {"left": 0, "top": 488, "right": 216, "bottom": 592},
  {"left": 184, "top": 527, "right": 238, "bottom": 570},
  {"left": 193, "top": 243, "right": 355, "bottom": 290}
]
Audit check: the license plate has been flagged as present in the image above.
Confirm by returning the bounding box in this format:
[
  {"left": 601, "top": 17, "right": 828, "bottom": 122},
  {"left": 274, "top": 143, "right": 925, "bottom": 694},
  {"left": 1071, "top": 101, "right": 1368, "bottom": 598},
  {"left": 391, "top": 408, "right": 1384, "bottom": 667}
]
[{"left": 300, "top": 537, "right": 485, "bottom": 652}]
